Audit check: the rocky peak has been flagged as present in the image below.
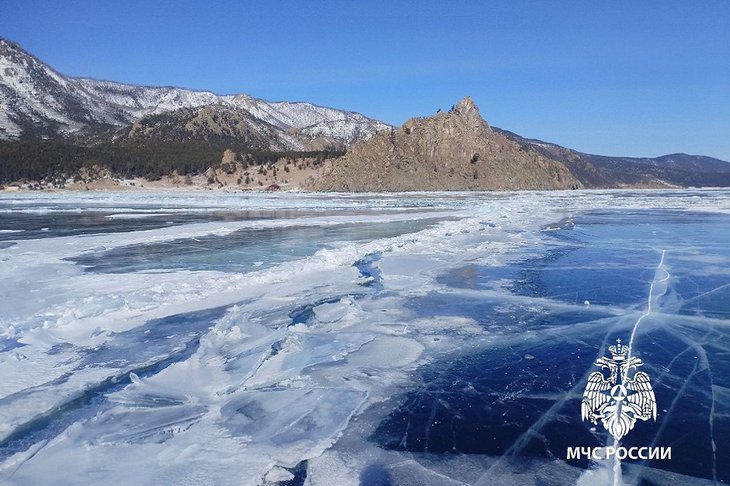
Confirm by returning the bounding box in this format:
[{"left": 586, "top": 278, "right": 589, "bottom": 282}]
[
  {"left": 309, "top": 96, "right": 581, "bottom": 192},
  {"left": 449, "top": 96, "right": 487, "bottom": 127},
  {"left": 454, "top": 95, "right": 477, "bottom": 113}
]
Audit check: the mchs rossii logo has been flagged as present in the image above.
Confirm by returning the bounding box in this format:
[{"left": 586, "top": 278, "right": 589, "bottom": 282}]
[
  {"left": 582, "top": 338, "right": 656, "bottom": 441},
  {"left": 567, "top": 338, "right": 671, "bottom": 461}
]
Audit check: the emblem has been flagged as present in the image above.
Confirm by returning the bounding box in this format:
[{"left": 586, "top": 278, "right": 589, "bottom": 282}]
[{"left": 581, "top": 338, "right": 657, "bottom": 442}]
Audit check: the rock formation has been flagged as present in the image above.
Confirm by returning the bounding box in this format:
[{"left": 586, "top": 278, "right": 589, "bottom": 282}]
[{"left": 309, "top": 97, "right": 581, "bottom": 191}]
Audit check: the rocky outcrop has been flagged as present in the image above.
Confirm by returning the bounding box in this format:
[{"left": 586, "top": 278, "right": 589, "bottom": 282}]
[{"left": 309, "top": 97, "right": 581, "bottom": 191}]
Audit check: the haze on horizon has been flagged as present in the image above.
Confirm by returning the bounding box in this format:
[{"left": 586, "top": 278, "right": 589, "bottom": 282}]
[{"left": 1, "top": 0, "right": 728, "bottom": 161}]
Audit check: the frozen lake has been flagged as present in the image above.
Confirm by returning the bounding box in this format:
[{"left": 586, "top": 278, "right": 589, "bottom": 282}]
[{"left": 0, "top": 189, "right": 728, "bottom": 485}]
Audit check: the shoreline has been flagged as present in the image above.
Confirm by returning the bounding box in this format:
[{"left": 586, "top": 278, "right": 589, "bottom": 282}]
[{"left": 1, "top": 182, "right": 702, "bottom": 195}]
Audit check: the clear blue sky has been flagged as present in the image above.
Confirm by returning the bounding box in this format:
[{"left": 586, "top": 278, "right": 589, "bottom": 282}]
[{"left": 2, "top": 0, "right": 729, "bottom": 160}]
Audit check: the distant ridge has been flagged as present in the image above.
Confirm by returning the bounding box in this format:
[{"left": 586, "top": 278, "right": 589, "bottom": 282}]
[{"left": 494, "top": 128, "right": 730, "bottom": 188}]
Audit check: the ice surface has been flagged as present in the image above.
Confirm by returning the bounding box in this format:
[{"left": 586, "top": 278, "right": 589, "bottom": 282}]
[{"left": 1, "top": 189, "right": 729, "bottom": 485}]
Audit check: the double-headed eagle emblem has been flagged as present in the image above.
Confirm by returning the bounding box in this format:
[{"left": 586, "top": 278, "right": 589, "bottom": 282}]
[{"left": 582, "top": 338, "right": 657, "bottom": 442}]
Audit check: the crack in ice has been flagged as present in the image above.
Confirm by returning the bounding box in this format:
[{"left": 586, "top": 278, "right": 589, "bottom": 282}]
[
  {"left": 627, "top": 249, "right": 668, "bottom": 362},
  {"left": 610, "top": 249, "right": 669, "bottom": 486}
]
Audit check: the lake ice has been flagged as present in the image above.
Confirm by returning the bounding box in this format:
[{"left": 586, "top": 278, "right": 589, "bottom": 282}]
[{"left": 0, "top": 190, "right": 728, "bottom": 486}]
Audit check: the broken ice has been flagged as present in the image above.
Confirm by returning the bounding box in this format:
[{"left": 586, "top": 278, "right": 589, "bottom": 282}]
[{"left": 1, "top": 189, "right": 729, "bottom": 485}]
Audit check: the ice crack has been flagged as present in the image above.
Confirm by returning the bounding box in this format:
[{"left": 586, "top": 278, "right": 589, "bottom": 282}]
[{"left": 627, "top": 249, "right": 668, "bottom": 361}]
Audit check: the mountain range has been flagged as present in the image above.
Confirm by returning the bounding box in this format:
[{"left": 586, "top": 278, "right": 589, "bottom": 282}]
[
  {"left": 1, "top": 36, "right": 729, "bottom": 190},
  {"left": 0, "top": 38, "right": 389, "bottom": 150}
]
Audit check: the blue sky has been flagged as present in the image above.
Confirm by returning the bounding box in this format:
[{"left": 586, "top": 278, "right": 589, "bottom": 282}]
[{"left": 2, "top": 0, "right": 729, "bottom": 160}]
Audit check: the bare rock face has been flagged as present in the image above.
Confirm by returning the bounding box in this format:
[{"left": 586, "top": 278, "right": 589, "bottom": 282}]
[
  {"left": 309, "top": 96, "right": 582, "bottom": 191},
  {"left": 221, "top": 149, "right": 237, "bottom": 165}
]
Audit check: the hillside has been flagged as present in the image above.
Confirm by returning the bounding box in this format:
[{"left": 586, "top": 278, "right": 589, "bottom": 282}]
[
  {"left": 309, "top": 97, "right": 581, "bottom": 191},
  {"left": 0, "top": 38, "right": 389, "bottom": 150},
  {"left": 495, "top": 128, "right": 730, "bottom": 188}
]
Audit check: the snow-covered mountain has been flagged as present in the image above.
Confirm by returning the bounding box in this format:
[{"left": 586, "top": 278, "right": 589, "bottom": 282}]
[
  {"left": 0, "top": 39, "right": 132, "bottom": 139},
  {"left": 0, "top": 38, "right": 390, "bottom": 148}
]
